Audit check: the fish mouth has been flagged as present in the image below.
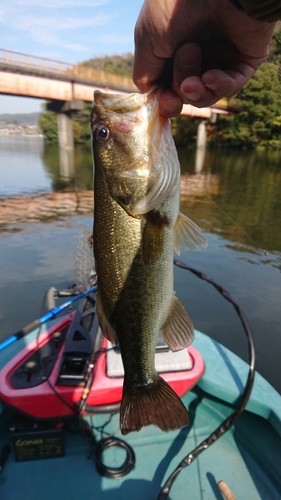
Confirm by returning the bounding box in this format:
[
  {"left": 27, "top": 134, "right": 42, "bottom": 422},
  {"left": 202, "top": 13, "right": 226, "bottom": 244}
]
[
  {"left": 94, "top": 90, "right": 146, "bottom": 113},
  {"left": 93, "top": 85, "right": 160, "bottom": 115}
]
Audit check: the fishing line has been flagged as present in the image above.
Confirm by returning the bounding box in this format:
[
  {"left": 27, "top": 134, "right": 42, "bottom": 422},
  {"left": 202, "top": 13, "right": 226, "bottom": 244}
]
[
  {"left": 157, "top": 260, "right": 256, "bottom": 500},
  {"left": 204, "top": 193, "right": 268, "bottom": 255}
]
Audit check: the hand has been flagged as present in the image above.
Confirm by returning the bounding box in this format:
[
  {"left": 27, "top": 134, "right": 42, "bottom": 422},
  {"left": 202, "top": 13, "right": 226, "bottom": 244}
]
[{"left": 133, "top": 0, "right": 276, "bottom": 117}]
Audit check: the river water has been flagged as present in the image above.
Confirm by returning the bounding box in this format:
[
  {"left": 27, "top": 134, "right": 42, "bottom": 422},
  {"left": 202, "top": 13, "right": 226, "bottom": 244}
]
[{"left": 0, "top": 135, "right": 280, "bottom": 394}]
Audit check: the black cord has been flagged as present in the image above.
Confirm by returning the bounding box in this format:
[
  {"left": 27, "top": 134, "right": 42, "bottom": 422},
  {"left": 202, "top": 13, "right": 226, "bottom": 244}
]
[
  {"left": 35, "top": 320, "right": 80, "bottom": 415},
  {"left": 90, "top": 412, "right": 117, "bottom": 439},
  {"left": 37, "top": 292, "right": 135, "bottom": 478},
  {"left": 82, "top": 415, "right": 136, "bottom": 478},
  {"left": 94, "top": 436, "right": 136, "bottom": 478},
  {"left": 36, "top": 290, "right": 81, "bottom": 415},
  {"left": 157, "top": 260, "right": 256, "bottom": 500}
]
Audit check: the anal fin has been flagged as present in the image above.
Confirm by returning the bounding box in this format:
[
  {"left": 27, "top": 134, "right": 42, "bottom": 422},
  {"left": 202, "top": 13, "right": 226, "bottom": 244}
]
[
  {"left": 120, "top": 375, "right": 189, "bottom": 435},
  {"left": 160, "top": 295, "right": 194, "bottom": 351}
]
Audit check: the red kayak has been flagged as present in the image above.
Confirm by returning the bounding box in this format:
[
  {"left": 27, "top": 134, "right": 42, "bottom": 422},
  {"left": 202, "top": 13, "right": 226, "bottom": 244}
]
[{"left": 0, "top": 292, "right": 204, "bottom": 419}]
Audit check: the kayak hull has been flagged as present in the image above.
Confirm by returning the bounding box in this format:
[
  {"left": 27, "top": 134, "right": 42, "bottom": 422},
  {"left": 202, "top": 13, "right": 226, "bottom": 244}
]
[
  {"left": 0, "top": 311, "right": 205, "bottom": 419},
  {"left": 0, "top": 301, "right": 280, "bottom": 499}
]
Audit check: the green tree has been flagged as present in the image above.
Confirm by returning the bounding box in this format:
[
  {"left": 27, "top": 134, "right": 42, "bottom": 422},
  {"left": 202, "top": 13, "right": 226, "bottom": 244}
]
[
  {"left": 172, "top": 116, "right": 198, "bottom": 147},
  {"left": 209, "top": 23, "right": 281, "bottom": 148},
  {"left": 73, "top": 104, "right": 92, "bottom": 143},
  {"left": 211, "top": 61, "right": 281, "bottom": 148},
  {"left": 38, "top": 109, "right": 58, "bottom": 142},
  {"left": 38, "top": 103, "right": 92, "bottom": 144}
]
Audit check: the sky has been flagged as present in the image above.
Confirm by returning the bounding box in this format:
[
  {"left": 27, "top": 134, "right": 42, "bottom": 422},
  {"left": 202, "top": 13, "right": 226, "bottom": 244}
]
[{"left": 0, "top": 0, "right": 144, "bottom": 114}]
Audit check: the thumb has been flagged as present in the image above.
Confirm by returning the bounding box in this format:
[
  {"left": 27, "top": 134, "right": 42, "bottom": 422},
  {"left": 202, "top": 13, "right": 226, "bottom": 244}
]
[{"left": 172, "top": 43, "right": 202, "bottom": 98}]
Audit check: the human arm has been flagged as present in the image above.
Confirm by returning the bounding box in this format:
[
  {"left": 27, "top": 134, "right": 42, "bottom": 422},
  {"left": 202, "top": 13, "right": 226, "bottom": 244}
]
[{"left": 133, "top": 0, "right": 279, "bottom": 116}]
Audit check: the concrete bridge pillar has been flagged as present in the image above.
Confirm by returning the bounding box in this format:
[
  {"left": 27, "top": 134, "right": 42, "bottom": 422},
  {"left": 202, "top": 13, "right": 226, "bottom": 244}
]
[
  {"left": 196, "top": 120, "right": 207, "bottom": 151},
  {"left": 195, "top": 113, "right": 216, "bottom": 173},
  {"left": 59, "top": 147, "right": 75, "bottom": 180},
  {"left": 47, "top": 99, "right": 84, "bottom": 180},
  {"left": 57, "top": 112, "right": 74, "bottom": 150},
  {"left": 47, "top": 99, "right": 84, "bottom": 149},
  {"left": 195, "top": 120, "right": 207, "bottom": 173}
]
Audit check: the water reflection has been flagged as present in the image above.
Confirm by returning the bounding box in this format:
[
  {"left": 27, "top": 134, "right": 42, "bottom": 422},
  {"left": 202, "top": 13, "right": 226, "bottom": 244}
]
[
  {"left": 178, "top": 147, "right": 281, "bottom": 254},
  {"left": 40, "top": 142, "right": 93, "bottom": 192},
  {"left": 1, "top": 140, "right": 281, "bottom": 257},
  {"left": 1, "top": 139, "right": 281, "bottom": 258}
]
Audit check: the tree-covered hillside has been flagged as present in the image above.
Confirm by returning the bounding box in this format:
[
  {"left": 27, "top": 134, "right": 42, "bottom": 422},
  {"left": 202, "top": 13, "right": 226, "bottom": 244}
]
[
  {"left": 208, "top": 23, "right": 281, "bottom": 148},
  {"left": 38, "top": 24, "right": 281, "bottom": 149},
  {"left": 83, "top": 53, "right": 133, "bottom": 76}
]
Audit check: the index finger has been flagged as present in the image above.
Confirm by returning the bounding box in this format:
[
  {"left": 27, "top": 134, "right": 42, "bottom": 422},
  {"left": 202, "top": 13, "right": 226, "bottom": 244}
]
[{"left": 133, "top": 39, "right": 166, "bottom": 93}]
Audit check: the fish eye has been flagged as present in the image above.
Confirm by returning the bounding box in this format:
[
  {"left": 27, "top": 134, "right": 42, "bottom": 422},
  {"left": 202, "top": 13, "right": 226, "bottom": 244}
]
[{"left": 93, "top": 124, "right": 110, "bottom": 144}]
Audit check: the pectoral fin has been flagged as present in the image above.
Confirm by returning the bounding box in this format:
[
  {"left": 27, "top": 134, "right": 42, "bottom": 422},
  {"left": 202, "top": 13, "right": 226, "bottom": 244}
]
[
  {"left": 160, "top": 295, "right": 194, "bottom": 351},
  {"left": 174, "top": 212, "right": 208, "bottom": 255}
]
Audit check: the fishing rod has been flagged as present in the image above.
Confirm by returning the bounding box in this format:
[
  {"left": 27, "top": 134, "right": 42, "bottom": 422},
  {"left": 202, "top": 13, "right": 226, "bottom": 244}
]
[
  {"left": 0, "top": 284, "right": 97, "bottom": 351},
  {"left": 157, "top": 259, "right": 256, "bottom": 500}
]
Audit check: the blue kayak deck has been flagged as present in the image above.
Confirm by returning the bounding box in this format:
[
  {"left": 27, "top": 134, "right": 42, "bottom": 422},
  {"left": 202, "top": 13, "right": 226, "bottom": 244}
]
[
  {"left": 0, "top": 330, "right": 281, "bottom": 500},
  {"left": 193, "top": 331, "right": 281, "bottom": 438},
  {"left": 0, "top": 390, "right": 280, "bottom": 500}
]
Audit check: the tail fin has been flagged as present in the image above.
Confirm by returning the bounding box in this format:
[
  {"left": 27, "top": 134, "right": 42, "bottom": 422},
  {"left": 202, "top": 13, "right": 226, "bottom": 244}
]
[{"left": 120, "top": 376, "right": 189, "bottom": 435}]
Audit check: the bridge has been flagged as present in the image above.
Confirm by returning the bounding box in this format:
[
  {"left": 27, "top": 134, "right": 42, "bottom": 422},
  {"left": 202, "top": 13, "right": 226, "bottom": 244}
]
[
  {"left": 0, "top": 48, "right": 232, "bottom": 173},
  {"left": 0, "top": 48, "right": 231, "bottom": 117}
]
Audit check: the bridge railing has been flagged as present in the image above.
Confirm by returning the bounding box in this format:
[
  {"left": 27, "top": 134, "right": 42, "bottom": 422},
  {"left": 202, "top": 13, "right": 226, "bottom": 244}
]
[
  {"left": 0, "top": 48, "right": 73, "bottom": 74},
  {"left": 0, "top": 48, "right": 136, "bottom": 90}
]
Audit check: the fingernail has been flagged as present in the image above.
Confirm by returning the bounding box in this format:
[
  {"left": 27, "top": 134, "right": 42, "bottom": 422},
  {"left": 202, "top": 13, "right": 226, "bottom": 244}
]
[
  {"left": 178, "top": 46, "right": 199, "bottom": 68},
  {"left": 185, "top": 92, "right": 201, "bottom": 101},
  {"left": 205, "top": 84, "right": 218, "bottom": 91}
]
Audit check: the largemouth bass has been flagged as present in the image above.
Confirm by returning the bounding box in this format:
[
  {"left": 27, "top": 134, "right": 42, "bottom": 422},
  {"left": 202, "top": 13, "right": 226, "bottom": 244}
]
[{"left": 91, "top": 88, "right": 207, "bottom": 435}]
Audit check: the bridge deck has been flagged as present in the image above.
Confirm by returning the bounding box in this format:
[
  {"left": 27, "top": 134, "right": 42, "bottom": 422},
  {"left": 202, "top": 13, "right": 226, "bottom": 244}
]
[{"left": 0, "top": 48, "right": 232, "bottom": 118}]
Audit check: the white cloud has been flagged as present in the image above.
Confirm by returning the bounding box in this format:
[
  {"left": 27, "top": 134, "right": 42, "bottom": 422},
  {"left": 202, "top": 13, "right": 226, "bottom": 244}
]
[
  {"left": 4, "top": 11, "right": 115, "bottom": 52},
  {"left": 0, "top": 0, "right": 137, "bottom": 62},
  {"left": 12, "top": 13, "right": 113, "bottom": 31}
]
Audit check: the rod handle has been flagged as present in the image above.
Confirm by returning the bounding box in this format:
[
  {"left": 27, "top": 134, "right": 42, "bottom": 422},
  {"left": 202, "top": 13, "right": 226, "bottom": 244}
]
[{"left": 218, "top": 480, "right": 237, "bottom": 500}]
